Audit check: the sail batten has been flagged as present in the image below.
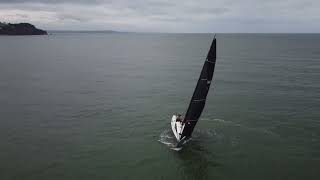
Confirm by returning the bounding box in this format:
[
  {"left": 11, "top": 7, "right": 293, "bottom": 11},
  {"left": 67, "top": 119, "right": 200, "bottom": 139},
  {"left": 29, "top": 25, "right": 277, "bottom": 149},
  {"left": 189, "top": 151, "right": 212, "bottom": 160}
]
[
  {"left": 193, "top": 99, "right": 206, "bottom": 102},
  {"left": 206, "top": 60, "right": 215, "bottom": 63},
  {"left": 181, "top": 37, "right": 217, "bottom": 138}
]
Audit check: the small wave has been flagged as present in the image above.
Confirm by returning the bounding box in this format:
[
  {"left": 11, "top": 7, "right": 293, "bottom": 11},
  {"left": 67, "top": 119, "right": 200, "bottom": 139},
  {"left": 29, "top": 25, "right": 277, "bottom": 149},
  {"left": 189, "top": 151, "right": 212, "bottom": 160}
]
[
  {"left": 200, "top": 118, "right": 228, "bottom": 123},
  {"left": 158, "top": 139, "right": 173, "bottom": 146},
  {"left": 159, "top": 128, "right": 218, "bottom": 151},
  {"left": 191, "top": 129, "right": 217, "bottom": 139},
  {"left": 170, "top": 147, "right": 183, "bottom": 151},
  {"left": 209, "top": 118, "right": 278, "bottom": 136},
  {"left": 158, "top": 129, "right": 182, "bottom": 151},
  {"left": 213, "top": 118, "right": 228, "bottom": 122}
]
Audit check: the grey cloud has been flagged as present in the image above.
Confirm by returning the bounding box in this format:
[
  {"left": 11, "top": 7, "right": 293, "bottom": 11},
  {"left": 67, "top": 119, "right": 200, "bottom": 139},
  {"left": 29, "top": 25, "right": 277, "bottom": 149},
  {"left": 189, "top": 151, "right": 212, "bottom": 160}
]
[
  {"left": 0, "top": 0, "right": 320, "bottom": 32},
  {"left": 57, "top": 13, "right": 91, "bottom": 22},
  {"left": 0, "top": 0, "right": 106, "bottom": 4}
]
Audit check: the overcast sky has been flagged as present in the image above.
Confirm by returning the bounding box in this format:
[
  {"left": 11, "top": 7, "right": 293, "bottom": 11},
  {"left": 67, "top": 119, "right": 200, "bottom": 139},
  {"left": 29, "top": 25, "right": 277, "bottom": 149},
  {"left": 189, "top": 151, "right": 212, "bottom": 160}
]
[{"left": 0, "top": 0, "right": 319, "bottom": 32}]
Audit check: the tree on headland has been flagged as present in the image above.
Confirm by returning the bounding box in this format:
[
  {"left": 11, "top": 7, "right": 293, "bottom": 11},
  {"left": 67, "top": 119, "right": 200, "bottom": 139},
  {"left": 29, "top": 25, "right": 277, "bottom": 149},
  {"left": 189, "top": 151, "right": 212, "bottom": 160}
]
[{"left": 0, "top": 22, "right": 47, "bottom": 35}]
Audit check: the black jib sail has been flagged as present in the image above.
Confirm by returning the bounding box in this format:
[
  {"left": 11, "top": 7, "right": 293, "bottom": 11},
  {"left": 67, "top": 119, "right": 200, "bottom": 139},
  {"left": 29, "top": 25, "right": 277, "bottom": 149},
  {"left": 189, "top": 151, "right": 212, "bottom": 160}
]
[{"left": 181, "top": 37, "right": 217, "bottom": 139}]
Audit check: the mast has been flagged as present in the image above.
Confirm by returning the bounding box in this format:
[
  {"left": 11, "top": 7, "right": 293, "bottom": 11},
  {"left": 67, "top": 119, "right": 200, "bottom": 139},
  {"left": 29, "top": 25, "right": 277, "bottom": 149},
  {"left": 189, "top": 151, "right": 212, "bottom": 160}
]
[{"left": 181, "top": 36, "right": 217, "bottom": 139}]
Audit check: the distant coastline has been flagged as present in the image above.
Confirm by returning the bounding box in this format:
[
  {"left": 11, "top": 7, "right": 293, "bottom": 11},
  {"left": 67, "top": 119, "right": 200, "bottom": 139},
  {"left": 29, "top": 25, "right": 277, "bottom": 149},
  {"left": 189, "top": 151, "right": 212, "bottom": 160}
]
[
  {"left": 0, "top": 22, "right": 47, "bottom": 35},
  {"left": 49, "top": 30, "right": 118, "bottom": 33},
  {"left": 47, "top": 30, "right": 122, "bottom": 35}
]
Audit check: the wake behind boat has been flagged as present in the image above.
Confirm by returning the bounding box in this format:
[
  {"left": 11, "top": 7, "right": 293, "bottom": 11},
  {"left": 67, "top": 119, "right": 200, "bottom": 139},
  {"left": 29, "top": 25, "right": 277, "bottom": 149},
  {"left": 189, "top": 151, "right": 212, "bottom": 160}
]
[{"left": 171, "top": 36, "right": 217, "bottom": 147}]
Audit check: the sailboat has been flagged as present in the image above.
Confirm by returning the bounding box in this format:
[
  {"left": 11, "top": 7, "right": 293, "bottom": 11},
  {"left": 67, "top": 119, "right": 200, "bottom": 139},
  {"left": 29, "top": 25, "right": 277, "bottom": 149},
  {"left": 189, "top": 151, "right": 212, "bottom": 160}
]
[{"left": 171, "top": 36, "right": 217, "bottom": 146}]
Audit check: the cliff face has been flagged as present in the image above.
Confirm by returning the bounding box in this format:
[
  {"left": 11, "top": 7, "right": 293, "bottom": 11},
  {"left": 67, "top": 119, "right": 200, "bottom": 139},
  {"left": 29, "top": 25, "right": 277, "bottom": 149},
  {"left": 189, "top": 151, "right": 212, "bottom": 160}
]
[{"left": 0, "top": 23, "right": 47, "bottom": 35}]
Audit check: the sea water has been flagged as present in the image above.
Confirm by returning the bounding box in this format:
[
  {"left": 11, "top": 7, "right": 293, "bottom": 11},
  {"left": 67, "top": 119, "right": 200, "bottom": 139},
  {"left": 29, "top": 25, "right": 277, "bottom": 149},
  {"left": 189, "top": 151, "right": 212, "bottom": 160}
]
[{"left": 0, "top": 33, "right": 319, "bottom": 180}]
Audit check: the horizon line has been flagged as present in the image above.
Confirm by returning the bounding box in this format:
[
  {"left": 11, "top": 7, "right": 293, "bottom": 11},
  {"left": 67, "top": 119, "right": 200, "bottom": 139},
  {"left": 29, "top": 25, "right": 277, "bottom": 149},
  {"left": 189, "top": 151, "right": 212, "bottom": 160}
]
[{"left": 47, "top": 30, "right": 320, "bottom": 34}]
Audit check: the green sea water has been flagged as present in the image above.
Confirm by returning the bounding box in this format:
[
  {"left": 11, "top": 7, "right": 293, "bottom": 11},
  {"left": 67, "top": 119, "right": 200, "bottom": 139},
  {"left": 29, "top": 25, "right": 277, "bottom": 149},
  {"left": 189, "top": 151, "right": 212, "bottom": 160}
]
[{"left": 0, "top": 33, "right": 319, "bottom": 180}]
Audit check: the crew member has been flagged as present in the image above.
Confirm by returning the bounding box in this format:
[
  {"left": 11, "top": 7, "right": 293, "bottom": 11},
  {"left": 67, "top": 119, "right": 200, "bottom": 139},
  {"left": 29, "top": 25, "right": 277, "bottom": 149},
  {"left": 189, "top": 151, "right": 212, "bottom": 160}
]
[{"left": 176, "top": 114, "right": 182, "bottom": 122}]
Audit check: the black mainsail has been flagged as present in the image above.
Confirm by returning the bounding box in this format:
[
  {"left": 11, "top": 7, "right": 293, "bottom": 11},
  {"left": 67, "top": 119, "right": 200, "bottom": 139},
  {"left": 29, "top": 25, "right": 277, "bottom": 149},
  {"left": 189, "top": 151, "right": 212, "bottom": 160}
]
[{"left": 181, "top": 37, "right": 217, "bottom": 139}]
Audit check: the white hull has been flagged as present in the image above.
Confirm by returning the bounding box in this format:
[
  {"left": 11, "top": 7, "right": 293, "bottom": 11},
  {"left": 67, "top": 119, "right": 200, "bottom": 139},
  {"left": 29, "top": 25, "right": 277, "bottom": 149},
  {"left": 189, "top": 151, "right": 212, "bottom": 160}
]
[{"left": 171, "top": 115, "right": 185, "bottom": 141}]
